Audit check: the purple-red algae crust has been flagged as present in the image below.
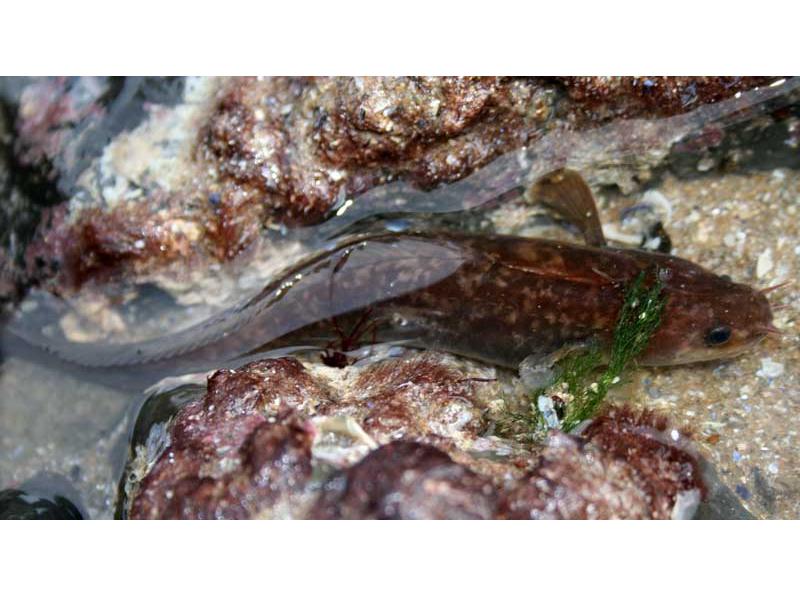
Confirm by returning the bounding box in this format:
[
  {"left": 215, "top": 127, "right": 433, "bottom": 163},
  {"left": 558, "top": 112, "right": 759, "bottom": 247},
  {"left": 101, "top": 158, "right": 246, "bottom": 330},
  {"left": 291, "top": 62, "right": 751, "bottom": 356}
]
[
  {"left": 129, "top": 358, "right": 326, "bottom": 519},
  {"left": 125, "top": 355, "right": 704, "bottom": 520},
  {"left": 309, "top": 441, "right": 500, "bottom": 520},
  {"left": 557, "top": 76, "right": 772, "bottom": 121},
  {"left": 8, "top": 76, "right": 776, "bottom": 294}
]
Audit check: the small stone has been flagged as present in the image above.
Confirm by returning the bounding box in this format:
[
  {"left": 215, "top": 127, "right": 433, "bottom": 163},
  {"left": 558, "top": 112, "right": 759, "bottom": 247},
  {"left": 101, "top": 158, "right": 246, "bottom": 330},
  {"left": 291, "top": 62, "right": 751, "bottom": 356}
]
[
  {"left": 519, "top": 356, "right": 555, "bottom": 391},
  {"left": 537, "top": 395, "right": 560, "bottom": 429},
  {"left": 0, "top": 487, "right": 84, "bottom": 519},
  {"left": 697, "top": 156, "right": 715, "bottom": 172},
  {"left": 756, "top": 247, "right": 773, "bottom": 278},
  {"left": 735, "top": 484, "right": 751, "bottom": 500},
  {"left": 640, "top": 189, "right": 673, "bottom": 221},
  {"left": 757, "top": 358, "right": 784, "bottom": 379}
]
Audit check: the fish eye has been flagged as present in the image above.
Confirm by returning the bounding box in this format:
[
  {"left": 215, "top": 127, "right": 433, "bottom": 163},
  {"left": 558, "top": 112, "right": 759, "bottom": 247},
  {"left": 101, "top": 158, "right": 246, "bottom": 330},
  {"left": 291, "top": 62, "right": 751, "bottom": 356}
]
[{"left": 705, "top": 325, "right": 732, "bottom": 346}]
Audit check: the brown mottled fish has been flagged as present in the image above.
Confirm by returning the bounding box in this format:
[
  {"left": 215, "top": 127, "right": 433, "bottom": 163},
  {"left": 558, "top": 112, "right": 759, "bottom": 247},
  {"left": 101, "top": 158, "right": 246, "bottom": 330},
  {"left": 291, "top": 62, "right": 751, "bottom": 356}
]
[{"left": 4, "top": 171, "right": 775, "bottom": 383}]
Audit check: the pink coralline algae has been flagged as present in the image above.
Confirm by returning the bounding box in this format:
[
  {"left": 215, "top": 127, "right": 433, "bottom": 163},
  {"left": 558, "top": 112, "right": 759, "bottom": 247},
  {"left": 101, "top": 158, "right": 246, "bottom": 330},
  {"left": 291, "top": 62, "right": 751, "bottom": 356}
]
[{"left": 123, "top": 355, "right": 704, "bottom": 520}]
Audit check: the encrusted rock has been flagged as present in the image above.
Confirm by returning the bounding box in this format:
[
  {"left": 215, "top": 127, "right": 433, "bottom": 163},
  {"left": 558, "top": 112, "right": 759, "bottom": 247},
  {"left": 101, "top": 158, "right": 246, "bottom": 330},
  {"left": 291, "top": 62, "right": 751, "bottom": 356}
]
[
  {"left": 502, "top": 408, "right": 703, "bottom": 519},
  {"left": 131, "top": 419, "right": 315, "bottom": 519},
  {"left": 317, "top": 353, "right": 486, "bottom": 443},
  {"left": 128, "top": 358, "right": 325, "bottom": 519},
  {"left": 557, "top": 76, "right": 775, "bottom": 121},
  {"left": 201, "top": 77, "right": 552, "bottom": 223},
  {"left": 122, "top": 353, "right": 705, "bottom": 519},
  {"left": 581, "top": 407, "right": 703, "bottom": 517},
  {"left": 310, "top": 441, "right": 499, "bottom": 519},
  {"left": 3, "top": 76, "right": 783, "bottom": 296}
]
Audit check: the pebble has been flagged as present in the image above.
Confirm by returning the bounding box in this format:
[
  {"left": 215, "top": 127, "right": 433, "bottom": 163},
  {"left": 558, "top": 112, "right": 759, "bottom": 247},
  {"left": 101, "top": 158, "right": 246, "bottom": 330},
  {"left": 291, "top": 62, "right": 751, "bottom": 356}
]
[
  {"left": 756, "top": 247, "right": 773, "bottom": 278},
  {"left": 537, "top": 395, "right": 560, "bottom": 429},
  {"left": 0, "top": 488, "right": 84, "bottom": 519},
  {"left": 735, "top": 484, "right": 751, "bottom": 500},
  {"left": 757, "top": 358, "right": 785, "bottom": 379},
  {"left": 697, "top": 156, "right": 715, "bottom": 172},
  {"left": 640, "top": 189, "right": 673, "bottom": 221}
]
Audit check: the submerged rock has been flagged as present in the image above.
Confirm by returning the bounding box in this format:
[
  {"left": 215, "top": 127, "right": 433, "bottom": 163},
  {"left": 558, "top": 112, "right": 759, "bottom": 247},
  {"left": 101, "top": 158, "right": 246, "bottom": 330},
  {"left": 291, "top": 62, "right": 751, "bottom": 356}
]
[
  {"left": 309, "top": 441, "right": 500, "bottom": 519},
  {"left": 0, "top": 473, "right": 85, "bottom": 519},
  {"left": 120, "top": 353, "right": 708, "bottom": 520},
  {"left": 0, "top": 489, "right": 83, "bottom": 519},
  {"left": 202, "top": 77, "right": 554, "bottom": 224},
  {"left": 1, "top": 76, "right": 785, "bottom": 299},
  {"left": 0, "top": 77, "right": 188, "bottom": 301},
  {"left": 558, "top": 76, "right": 774, "bottom": 121},
  {"left": 124, "top": 358, "right": 328, "bottom": 519}
]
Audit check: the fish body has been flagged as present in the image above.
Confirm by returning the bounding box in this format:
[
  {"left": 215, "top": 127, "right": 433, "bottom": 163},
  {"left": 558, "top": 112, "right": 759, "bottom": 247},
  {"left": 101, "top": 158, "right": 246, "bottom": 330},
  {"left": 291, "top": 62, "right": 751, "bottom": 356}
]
[{"left": 5, "top": 231, "right": 773, "bottom": 378}]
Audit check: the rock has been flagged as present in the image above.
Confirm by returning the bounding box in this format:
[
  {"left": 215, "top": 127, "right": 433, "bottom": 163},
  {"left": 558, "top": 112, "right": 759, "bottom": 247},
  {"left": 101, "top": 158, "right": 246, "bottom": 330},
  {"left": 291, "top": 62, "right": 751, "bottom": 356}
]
[
  {"left": 757, "top": 357, "right": 784, "bottom": 379},
  {"left": 0, "top": 489, "right": 83, "bottom": 519},
  {"left": 501, "top": 408, "right": 704, "bottom": 519},
  {"left": 130, "top": 418, "right": 315, "bottom": 520},
  {"left": 121, "top": 354, "right": 706, "bottom": 519},
  {"left": 2, "top": 76, "right": 785, "bottom": 297},
  {"left": 119, "top": 352, "right": 504, "bottom": 518},
  {"left": 756, "top": 247, "right": 774, "bottom": 278},
  {"left": 310, "top": 441, "right": 500, "bottom": 519},
  {"left": 202, "top": 77, "right": 554, "bottom": 224},
  {"left": 557, "top": 76, "right": 775, "bottom": 121},
  {"left": 579, "top": 408, "right": 704, "bottom": 518},
  {"left": 693, "top": 458, "right": 755, "bottom": 520},
  {"left": 315, "top": 353, "right": 487, "bottom": 443},
  {"left": 124, "top": 358, "right": 329, "bottom": 519},
  {"left": 0, "top": 473, "right": 85, "bottom": 519},
  {"left": 0, "top": 78, "right": 189, "bottom": 300}
]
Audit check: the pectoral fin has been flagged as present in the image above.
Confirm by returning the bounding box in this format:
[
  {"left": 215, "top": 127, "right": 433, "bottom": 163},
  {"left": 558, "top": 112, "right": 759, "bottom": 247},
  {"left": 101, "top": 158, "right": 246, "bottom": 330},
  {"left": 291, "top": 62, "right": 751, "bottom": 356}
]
[{"left": 518, "top": 339, "right": 595, "bottom": 392}]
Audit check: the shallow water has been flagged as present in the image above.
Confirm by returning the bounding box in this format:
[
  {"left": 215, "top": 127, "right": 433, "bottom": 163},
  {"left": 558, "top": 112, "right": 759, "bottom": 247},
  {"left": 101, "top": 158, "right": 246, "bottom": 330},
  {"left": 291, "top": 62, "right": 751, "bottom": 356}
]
[{"left": 1, "top": 77, "right": 798, "bottom": 518}]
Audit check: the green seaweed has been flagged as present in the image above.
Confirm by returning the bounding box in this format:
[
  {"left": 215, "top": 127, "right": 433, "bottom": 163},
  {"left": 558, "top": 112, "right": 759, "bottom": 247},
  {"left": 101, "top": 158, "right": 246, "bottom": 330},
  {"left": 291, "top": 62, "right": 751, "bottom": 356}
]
[{"left": 531, "top": 270, "right": 667, "bottom": 434}]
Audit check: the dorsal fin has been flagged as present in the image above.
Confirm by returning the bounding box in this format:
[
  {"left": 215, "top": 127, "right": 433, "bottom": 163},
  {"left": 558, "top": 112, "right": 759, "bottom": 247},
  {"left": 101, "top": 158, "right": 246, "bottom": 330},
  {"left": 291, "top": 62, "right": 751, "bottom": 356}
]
[{"left": 530, "top": 169, "right": 607, "bottom": 247}]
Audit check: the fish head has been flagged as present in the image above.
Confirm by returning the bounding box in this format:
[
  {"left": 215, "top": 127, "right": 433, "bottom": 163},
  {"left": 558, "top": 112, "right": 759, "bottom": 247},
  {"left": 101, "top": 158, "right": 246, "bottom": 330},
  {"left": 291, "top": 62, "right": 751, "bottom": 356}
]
[{"left": 638, "top": 255, "right": 775, "bottom": 366}]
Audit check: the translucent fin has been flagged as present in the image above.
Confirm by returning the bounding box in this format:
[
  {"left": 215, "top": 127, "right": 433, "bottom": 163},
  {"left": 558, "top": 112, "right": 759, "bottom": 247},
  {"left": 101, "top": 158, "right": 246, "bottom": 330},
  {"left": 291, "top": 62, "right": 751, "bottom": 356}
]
[
  {"left": 530, "top": 169, "right": 607, "bottom": 247},
  {"left": 3, "top": 234, "right": 470, "bottom": 370}
]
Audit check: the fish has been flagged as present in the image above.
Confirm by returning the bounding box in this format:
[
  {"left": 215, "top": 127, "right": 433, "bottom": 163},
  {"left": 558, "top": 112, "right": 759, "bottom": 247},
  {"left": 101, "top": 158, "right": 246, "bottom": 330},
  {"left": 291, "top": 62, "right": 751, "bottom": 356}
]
[{"left": 3, "top": 171, "right": 775, "bottom": 383}]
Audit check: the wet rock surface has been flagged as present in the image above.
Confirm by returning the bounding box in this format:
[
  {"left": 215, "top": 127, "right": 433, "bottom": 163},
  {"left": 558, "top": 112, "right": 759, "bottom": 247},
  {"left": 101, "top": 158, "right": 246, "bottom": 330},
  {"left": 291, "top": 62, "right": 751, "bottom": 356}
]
[
  {"left": 0, "top": 488, "right": 83, "bottom": 519},
  {"left": 0, "top": 76, "right": 783, "bottom": 300},
  {"left": 121, "top": 354, "right": 705, "bottom": 519},
  {"left": 125, "top": 358, "right": 324, "bottom": 519},
  {"left": 0, "top": 472, "right": 85, "bottom": 519},
  {"left": 202, "top": 76, "right": 552, "bottom": 224},
  {"left": 558, "top": 76, "right": 775, "bottom": 121},
  {"left": 0, "top": 77, "right": 188, "bottom": 301},
  {"left": 310, "top": 441, "right": 501, "bottom": 520}
]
